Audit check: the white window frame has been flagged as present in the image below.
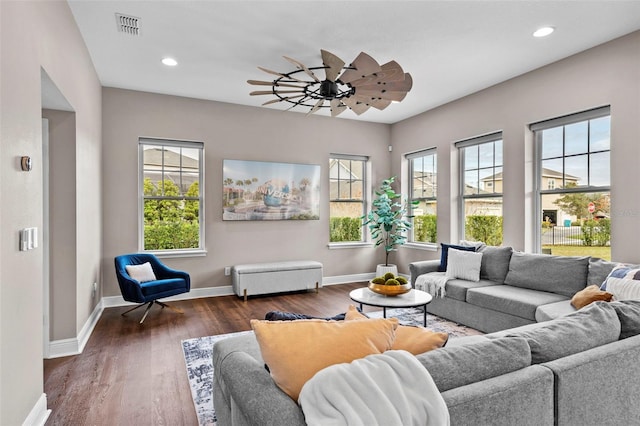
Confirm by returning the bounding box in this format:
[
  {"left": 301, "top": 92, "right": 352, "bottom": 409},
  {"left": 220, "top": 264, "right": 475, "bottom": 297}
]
[
  {"left": 531, "top": 106, "right": 611, "bottom": 251},
  {"left": 328, "top": 153, "right": 370, "bottom": 248},
  {"left": 456, "top": 132, "right": 504, "bottom": 241},
  {"left": 406, "top": 148, "right": 437, "bottom": 245},
  {"left": 138, "top": 137, "right": 206, "bottom": 257}
]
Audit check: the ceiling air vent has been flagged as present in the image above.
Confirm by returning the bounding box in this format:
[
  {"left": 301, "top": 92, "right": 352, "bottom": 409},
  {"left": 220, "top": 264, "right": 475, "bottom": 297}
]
[{"left": 115, "top": 13, "right": 141, "bottom": 36}]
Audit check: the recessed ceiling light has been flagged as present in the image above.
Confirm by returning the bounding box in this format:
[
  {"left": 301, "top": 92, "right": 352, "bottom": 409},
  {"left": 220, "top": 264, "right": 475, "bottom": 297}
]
[
  {"left": 162, "top": 57, "right": 178, "bottom": 66},
  {"left": 533, "top": 27, "right": 555, "bottom": 38}
]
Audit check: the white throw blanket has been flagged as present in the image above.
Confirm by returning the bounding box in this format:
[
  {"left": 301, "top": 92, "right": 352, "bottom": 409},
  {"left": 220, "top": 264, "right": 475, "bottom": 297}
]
[
  {"left": 298, "top": 350, "right": 450, "bottom": 426},
  {"left": 415, "top": 272, "right": 449, "bottom": 298}
]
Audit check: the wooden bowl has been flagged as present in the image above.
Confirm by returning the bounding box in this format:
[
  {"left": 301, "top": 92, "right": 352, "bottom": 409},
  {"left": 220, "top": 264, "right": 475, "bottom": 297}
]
[{"left": 368, "top": 281, "right": 412, "bottom": 296}]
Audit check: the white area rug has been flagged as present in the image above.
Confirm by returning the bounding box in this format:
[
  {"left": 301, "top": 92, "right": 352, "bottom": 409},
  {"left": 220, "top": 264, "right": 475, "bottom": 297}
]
[{"left": 181, "top": 309, "right": 482, "bottom": 425}]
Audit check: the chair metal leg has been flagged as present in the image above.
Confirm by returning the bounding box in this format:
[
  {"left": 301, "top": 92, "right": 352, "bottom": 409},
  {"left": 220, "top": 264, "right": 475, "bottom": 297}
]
[
  {"left": 122, "top": 300, "right": 183, "bottom": 324},
  {"left": 139, "top": 301, "right": 156, "bottom": 324},
  {"left": 121, "top": 302, "right": 150, "bottom": 317},
  {"left": 155, "top": 300, "right": 184, "bottom": 314}
]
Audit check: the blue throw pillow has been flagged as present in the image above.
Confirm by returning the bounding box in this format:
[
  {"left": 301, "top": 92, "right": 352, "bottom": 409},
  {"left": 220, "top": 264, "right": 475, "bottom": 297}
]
[{"left": 438, "top": 243, "right": 476, "bottom": 272}]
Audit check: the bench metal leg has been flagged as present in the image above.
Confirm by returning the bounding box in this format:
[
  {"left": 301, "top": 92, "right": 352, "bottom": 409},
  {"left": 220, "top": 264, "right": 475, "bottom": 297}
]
[{"left": 243, "top": 289, "right": 247, "bottom": 302}]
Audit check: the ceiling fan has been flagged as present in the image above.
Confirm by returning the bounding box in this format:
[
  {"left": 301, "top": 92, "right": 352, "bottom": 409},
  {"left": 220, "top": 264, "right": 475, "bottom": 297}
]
[{"left": 248, "top": 49, "right": 413, "bottom": 117}]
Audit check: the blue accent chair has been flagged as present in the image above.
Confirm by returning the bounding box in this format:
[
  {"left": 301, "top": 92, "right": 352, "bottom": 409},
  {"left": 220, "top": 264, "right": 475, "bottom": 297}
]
[{"left": 114, "top": 253, "right": 190, "bottom": 323}]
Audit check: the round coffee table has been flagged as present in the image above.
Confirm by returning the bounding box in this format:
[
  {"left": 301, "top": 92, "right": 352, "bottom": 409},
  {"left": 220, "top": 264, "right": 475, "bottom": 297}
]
[{"left": 349, "top": 287, "right": 433, "bottom": 327}]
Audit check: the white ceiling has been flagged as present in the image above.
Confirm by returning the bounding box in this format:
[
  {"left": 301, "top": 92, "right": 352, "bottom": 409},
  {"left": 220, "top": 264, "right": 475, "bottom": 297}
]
[{"left": 66, "top": 1, "right": 640, "bottom": 124}]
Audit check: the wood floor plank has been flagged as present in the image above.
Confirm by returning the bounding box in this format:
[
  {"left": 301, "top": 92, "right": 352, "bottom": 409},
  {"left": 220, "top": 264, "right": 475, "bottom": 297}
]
[{"left": 44, "top": 282, "right": 366, "bottom": 425}]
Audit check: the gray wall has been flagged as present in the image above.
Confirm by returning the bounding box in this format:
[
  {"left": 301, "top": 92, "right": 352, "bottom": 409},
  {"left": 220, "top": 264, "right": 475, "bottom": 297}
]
[
  {"left": 0, "top": 1, "right": 102, "bottom": 424},
  {"left": 101, "top": 88, "right": 391, "bottom": 297},
  {"left": 392, "top": 30, "right": 640, "bottom": 270}
]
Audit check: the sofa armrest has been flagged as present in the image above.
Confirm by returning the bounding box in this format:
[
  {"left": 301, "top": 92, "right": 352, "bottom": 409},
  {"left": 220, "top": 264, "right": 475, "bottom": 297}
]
[
  {"left": 219, "top": 351, "right": 306, "bottom": 426},
  {"left": 409, "top": 259, "right": 441, "bottom": 286},
  {"left": 442, "top": 365, "right": 554, "bottom": 426}
]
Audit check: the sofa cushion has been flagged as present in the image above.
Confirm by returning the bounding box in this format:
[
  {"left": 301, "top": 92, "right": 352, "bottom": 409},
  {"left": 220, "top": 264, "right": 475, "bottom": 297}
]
[
  {"left": 588, "top": 258, "right": 619, "bottom": 287},
  {"left": 535, "top": 300, "right": 577, "bottom": 322},
  {"left": 503, "top": 252, "right": 590, "bottom": 297},
  {"left": 467, "top": 285, "right": 568, "bottom": 321},
  {"left": 416, "top": 336, "right": 531, "bottom": 392},
  {"left": 571, "top": 285, "right": 613, "bottom": 309},
  {"left": 445, "top": 278, "right": 498, "bottom": 302},
  {"left": 479, "top": 246, "right": 513, "bottom": 284},
  {"left": 438, "top": 243, "right": 476, "bottom": 272},
  {"left": 506, "top": 301, "right": 621, "bottom": 364},
  {"left": 609, "top": 300, "right": 640, "bottom": 339},
  {"left": 445, "top": 249, "right": 483, "bottom": 281}
]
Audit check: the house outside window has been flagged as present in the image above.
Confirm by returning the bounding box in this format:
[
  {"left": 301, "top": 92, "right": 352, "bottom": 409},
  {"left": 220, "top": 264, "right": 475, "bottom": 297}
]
[
  {"left": 532, "top": 106, "right": 611, "bottom": 259},
  {"left": 457, "top": 133, "right": 503, "bottom": 245},
  {"left": 407, "top": 149, "right": 437, "bottom": 243},
  {"left": 139, "top": 138, "right": 204, "bottom": 253},
  {"left": 329, "top": 154, "right": 367, "bottom": 243}
]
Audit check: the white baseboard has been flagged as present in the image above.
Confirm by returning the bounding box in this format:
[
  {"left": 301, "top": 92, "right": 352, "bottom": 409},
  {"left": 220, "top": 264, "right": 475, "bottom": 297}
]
[
  {"left": 47, "top": 299, "right": 104, "bottom": 359},
  {"left": 46, "top": 273, "right": 371, "bottom": 358},
  {"left": 322, "top": 273, "right": 375, "bottom": 286},
  {"left": 23, "top": 393, "right": 50, "bottom": 426}
]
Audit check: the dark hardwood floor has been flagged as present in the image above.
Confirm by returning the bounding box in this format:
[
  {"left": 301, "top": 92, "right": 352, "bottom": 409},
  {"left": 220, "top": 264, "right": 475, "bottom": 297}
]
[{"left": 43, "top": 282, "right": 366, "bottom": 425}]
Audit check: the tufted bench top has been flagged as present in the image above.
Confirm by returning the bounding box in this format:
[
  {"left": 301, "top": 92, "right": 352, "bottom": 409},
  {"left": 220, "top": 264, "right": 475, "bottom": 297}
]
[{"left": 233, "top": 260, "right": 322, "bottom": 274}]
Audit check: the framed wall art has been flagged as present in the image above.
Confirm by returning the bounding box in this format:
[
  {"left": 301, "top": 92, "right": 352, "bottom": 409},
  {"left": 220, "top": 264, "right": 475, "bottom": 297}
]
[{"left": 223, "top": 159, "right": 321, "bottom": 221}]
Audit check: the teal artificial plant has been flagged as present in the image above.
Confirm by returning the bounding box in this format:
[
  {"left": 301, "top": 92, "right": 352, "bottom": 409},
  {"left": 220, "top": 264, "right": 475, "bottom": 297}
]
[{"left": 363, "top": 176, "right": 418, "bottom": 266}]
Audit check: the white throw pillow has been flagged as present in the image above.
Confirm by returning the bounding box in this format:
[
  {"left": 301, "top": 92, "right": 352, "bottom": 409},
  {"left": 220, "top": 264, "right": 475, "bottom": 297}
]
[
  {"left": 446, "top": 248, "right": 483, "bottom": 282},
  {"left": 125, "top": 262, "right": 157, "bottom": 282},
  {"left": 605, "top": 277, "right": 640, "bottom": 301}
]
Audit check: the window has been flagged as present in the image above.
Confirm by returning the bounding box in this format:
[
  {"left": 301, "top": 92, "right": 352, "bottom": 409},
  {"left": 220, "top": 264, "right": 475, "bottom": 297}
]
[
  {"left": 139, "top": 138, "right": 204, "bottom": 253},
  {"left": 532, "top": 106, "right": 611, "bottom": 258},
  {"left": 457, "top": 133, "right": 503, "bottom": 245},
  {"left": 329, "top": 154, "right": 367, "bottom": 243},
  {"left": 407, "top": 149, "right": 437, "bottom": 243}
]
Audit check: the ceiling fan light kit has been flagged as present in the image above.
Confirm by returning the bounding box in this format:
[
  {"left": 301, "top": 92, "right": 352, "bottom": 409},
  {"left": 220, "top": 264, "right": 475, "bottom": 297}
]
[{"left": 248, "top": 49, "right": 412, "bottom": 117}]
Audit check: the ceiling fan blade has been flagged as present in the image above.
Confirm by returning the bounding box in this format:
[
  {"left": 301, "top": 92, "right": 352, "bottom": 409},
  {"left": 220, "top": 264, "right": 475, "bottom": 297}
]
[
  {"left": 347, "top": 61, "right": 406, "bottom": 87},
  {"left": 321, "top": 49, "right": 345, "bottom": 82},
  {"left": 262, "top": 94, "right": 305, "bottom": 106},
  {"left": 355, "top": 73, "right": 413, "bottom": 93},
  {"left": 338, "top": 52, "right": 381, "bottom": 84},
  {"left": 247, "top": 80, "right": 308, "bottom": 89},
  {"left": 349, "top": 102, "right": 371, "bottom": 115},
  {"left": 354, "top": 88, "right": 408, "bottom": 102},
  {"left": 284, "top": 97, "right": 311, "bottom": 111},
  {"left": 307, "top": 99, "right": 324, "bottom": 115},
  {"left": 257, "top": 66, "right": 311, "bottom": 83},
  {"left": 341, "top": 96, "right": 371, "bottom": 115},
  {"left": 369, "top": 99, "right": 392, "bottom": 110},
  {"left": 283, "top": 56, "right": 321, "bottom": 83},
  {"left": 330, "top": 99, "right": 347, "bottom": 117},
  {"left": 250, "top": 89, "right": 305, "bottom": 96}
]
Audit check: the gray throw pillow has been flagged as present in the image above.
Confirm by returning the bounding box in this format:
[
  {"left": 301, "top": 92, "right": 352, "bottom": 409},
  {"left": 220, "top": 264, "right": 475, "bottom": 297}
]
[
  {"left": 506, "top": 301, "right": 620, "bottom": 364},
  {"left": 479, "top": 246, "right": 513, "bottom": 284},
  {"left": 416, "top": 336, "right": 531, "bottom": 392},
  {"left": 504, "top": 252, "right": 589, "bottom": 297},
  {"left": 609, "top": 300, "right": 640, "bottom": 339}
]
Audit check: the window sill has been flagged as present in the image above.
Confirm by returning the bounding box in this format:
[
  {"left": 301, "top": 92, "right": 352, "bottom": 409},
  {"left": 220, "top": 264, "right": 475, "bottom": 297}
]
[
  {"left": 146, "top": 249, "right": 208, "bottom": 259},
  {"left": 403, "top": 242, "right": 438, "bottom": 251},
  {"left": 327, "top": 242, "right": 374, "bottom": 250}
]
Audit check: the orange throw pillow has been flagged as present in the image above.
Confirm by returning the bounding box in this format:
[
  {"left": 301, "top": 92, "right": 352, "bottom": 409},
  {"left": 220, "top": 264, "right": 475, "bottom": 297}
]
[
  {"left": 250, "top": 317, "right": 398, "bottom": 401},
  {"left": 345, "top": 305, "right": 448, "bottom": 355},
  {"left": 571, "top": 285, "right": 613, "bottom": 309}
]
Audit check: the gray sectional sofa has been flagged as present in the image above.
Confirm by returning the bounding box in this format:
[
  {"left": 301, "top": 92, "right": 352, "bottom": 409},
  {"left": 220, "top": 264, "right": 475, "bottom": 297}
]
[
  {"left": 212, "top": 300, "right": 640, "bottom": 425},
  {"left": 409, "top": 246, "right": 619, "bottom": 333}
]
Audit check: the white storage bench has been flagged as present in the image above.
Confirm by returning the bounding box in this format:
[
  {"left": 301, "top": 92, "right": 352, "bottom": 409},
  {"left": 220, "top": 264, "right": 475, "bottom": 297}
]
[{"left": 231, "top": 260, "right": 323, "bottom": 301}]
